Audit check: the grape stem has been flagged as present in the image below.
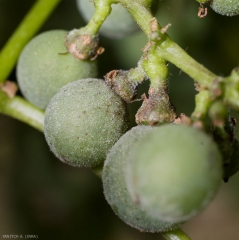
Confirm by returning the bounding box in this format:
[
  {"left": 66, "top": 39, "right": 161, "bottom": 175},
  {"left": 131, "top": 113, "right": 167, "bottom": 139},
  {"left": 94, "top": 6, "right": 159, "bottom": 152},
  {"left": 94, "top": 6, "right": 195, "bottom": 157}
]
[
  {"left": 0, "top": 90, "right": 44, "bottom": 132},
  {"left": 85, "top": 0, "right": 116, "bottom": 34},
  {"left": 162, "top": 228, "right": 191, "bottom": 240},
  {"left": 118, "top": 0, "right": 217, "bottom": 88},
  {"left": 0, "top": 0, "right": 61, "bottom": 83}
]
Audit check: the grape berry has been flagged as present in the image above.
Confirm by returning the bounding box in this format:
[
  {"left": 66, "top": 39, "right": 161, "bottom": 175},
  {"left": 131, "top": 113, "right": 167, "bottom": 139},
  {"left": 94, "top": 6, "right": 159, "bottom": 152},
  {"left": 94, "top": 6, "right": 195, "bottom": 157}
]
[
  {"left": 126, "top": 124, "right": 223, "bottom": 222},
  {"left": 210, "top": 0, "right": 239, "bottom": 16},
  {"left": 44, "top": 78, "right": 129, "bottom": 168},
  {"left": 103, "top": 125, "right": 181, "bottom": 232},
  {"left": 17, "top": 30, "right": 98, "bottom": 109}
]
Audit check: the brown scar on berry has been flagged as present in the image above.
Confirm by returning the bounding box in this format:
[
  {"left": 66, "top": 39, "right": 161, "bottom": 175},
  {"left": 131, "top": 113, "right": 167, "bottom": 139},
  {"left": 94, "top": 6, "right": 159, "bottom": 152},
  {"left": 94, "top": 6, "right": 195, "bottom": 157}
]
[{"left": 0, "top": 81, "right": 18, "bottom": 98}]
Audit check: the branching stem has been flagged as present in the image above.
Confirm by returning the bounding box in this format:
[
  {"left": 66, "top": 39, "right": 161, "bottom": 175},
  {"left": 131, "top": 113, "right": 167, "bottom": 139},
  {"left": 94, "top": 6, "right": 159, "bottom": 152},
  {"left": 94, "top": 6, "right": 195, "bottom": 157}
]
[
  {"left": 118, "top": 0, "right": 217, "bottom": 87},
  {"left": 0, "top": 90, "right": 44, "bottom": 132}
]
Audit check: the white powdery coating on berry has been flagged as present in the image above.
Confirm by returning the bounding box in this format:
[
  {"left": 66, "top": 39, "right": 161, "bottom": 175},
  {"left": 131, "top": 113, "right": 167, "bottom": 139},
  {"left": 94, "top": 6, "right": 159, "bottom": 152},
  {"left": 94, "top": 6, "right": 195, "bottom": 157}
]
[
  {"left": 44, "top": 78, "right": 129, "bottom": 168},
  {"left": 102, "top": 125, "right": 181, "bottom": 232},
  {"left": 17, "top": 30, "right": 98, "bottom": 109},
  {"left": 126, "top": 124, "right": 223, "bottom": 223},
  {"left": 210, "top": 0, "right": 239, "bottom": 16}
]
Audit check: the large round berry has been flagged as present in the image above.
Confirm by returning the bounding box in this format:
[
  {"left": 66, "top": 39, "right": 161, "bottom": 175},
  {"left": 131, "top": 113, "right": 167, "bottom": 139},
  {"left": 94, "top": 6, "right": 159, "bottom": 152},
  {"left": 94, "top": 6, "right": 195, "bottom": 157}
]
[
  {"left": 210, "top": 0, "right": 239, "bottom": 16},
  {"left": 126, "top": 124, "right": 223, "bottom": 223},
  {"left": 44, "top": 78, "right": 129, "bottom": 168},
  {"left": 103, "top": 126, "right": 181, "bottom": 232},
  {"left": 17, "top": 30, "right": 98, "bottom": 109},
  {"left": 76, "top": 0, "right": 139, "bottom": 39}
]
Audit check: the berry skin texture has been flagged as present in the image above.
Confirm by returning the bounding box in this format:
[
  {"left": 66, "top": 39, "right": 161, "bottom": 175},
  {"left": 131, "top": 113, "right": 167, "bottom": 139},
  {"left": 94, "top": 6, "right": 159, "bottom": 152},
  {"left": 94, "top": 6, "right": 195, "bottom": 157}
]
[
  {"left": 17, "top": 30, "right": 98, "bottom": 109},
  {"left": 76, "top": 0, "right": 139, "bottom": 39},
  {"left": 102, "top": 126, "right": 181, "bottom": 232},
  {"left": 126, "top": 124, "right": 223, "bottom": 223},
  {"left": 210, "top": 0, "right": 239, "bottom": 16},
  {"left": 44, "top": 78, "right": 129, "bottom": 168}
]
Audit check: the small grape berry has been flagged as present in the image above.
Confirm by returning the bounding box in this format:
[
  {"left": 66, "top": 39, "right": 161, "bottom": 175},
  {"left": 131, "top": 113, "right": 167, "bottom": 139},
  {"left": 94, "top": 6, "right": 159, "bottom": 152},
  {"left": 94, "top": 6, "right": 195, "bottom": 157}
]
[
  {"left": 17, "top": 30, "right": 98, "bottom": 109},
  {"left": 210, "top": 0, "right": 239, "bottom": 16},
  {"left": 126, "top": 124, "right": 223, "bottom": 223},
  {"left": 44, "top": 78, "right": 129, "bottom": 168},
  {"left": 103, "top": 125, "right": 181, "bottom": 232}
]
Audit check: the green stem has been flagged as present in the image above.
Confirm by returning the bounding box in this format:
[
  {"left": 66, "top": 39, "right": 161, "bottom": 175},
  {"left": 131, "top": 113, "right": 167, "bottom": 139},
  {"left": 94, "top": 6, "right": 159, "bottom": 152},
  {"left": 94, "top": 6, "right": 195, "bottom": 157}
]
[
  {"left": 141, "top": 45, "right": 169, "bottom": 88},
  {"left": 85, "top": 0, "right": 116, "bottom": 34},
  {"left": 156, "top": 39, "right": 217, "bottom": 88},
  {"left": 118, "top": 0, "right": 156, "bottom": 37},
  {"left": 191, "top": 90, "right": 211, "bottom": 120},
  {"left": 119, "top": 0, "right": 217, "bottom": 87},
  {"left": 162, "top": 228, "right": 191, "bottom": 240},
  {"left": 0, "top": 91, "right": 44, "bottom": 132},
  {"left": 0, "top": 0, "right": 61, "bottom": 83}
]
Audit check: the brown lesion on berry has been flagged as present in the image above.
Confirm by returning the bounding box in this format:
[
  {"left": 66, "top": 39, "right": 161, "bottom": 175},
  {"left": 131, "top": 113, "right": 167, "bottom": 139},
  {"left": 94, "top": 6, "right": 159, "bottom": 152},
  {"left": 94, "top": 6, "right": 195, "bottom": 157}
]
[{"left": 0, "top": 81, "right": 18, "bottom": 98}]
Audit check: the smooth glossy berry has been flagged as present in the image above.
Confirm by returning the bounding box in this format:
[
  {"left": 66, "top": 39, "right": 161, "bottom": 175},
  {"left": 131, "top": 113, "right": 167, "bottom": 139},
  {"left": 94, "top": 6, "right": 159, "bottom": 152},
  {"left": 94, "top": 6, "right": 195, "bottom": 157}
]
[
  {"left": 17, "top": 30, "right": 98, "bottom": 109},
  {"left": 126, "top": 124, "right": 223, "bottom": 223},
  {"left": 103, "top": 126, "right": 181, "bottom": 232},
  {"left": 44, "top": 78, "right": 129, "bottom": 168}
]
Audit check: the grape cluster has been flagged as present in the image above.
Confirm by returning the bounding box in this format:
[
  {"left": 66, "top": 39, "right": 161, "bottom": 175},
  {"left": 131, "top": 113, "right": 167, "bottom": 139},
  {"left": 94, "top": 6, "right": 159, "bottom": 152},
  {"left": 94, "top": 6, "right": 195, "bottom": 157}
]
[{"left": 15, "top": 0, "right": 237, "bottom": 235}]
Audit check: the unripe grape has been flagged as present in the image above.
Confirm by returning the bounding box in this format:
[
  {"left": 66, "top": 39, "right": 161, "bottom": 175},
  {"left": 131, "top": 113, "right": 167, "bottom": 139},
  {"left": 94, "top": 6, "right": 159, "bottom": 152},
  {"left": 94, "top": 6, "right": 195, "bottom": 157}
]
[
  {"left": 126, "top": 124, "right": 223, "bottom": 223},
  {"left": 76, "top": 0, "right": 139, "bottom": 39},
  {"left": 103, "top": 126, "right": 181, "bottom": 232},
  {"left": 44, "top": 78, "right": 129, "bottom": 168},
  {"left": 210, "top": 0, "right": 239, "bottom": 16},
  {"left": 17, "top": 30, "right": 98, "bottom": 109}
]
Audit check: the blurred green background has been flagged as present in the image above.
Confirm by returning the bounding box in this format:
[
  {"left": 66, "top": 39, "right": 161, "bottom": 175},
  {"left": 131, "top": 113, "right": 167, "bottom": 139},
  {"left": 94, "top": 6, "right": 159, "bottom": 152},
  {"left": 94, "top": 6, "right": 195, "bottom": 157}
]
[{"left": 1, "top": 0, "right": 239, "bottom": 239}]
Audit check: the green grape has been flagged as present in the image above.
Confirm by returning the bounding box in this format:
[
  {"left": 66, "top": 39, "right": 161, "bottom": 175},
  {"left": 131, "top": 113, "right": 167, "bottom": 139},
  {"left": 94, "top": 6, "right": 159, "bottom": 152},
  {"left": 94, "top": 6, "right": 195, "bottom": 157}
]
[
  {"left": 44, "top": 78, "right": 129, "bottom": 168},
  {"left": 126, "top": 124, "right": 223, "bottom": 223},
  {"left": 17, "top": 30, "right": 98, "bottom": 109},
  {"left": 210, "top": 0, "right": 239, "bottom": 16},
  {"left": 103, "top": 126, "right": 181, "bottom": 232},
  {"left": 76, "top": 0, "right": 139, "bottom": 39}
]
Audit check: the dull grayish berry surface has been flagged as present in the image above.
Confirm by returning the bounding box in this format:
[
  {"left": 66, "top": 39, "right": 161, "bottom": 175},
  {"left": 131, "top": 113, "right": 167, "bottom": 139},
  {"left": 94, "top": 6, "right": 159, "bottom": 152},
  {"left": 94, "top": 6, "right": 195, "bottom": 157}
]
[
  {"left": 103, "top": 125, "right": 181, "bottom": 232},
  {"left": 210, "top": 0, "right": 239, "bottom": 16},
  {"left": 126, "top": 124, "right": 223, "bottom": 223},
  {"left": 17, "top": 30, "right": 98, "bottom": 109},
  {"left": 44, "top": 78, "right": 129, "bottom": 168}
]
